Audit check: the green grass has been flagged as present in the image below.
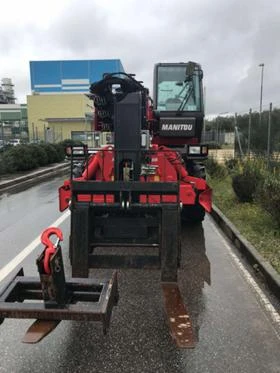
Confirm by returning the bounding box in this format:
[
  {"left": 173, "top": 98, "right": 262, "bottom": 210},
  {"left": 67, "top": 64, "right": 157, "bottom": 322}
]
[{"left": 208, "top": 175, "right": 280, "bottom": 273}]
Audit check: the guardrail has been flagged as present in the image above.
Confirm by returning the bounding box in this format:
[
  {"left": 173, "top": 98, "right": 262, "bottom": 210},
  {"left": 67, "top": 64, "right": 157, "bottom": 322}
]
[{"left": 0, "top": 162, "right": 70, "bottom": 193}]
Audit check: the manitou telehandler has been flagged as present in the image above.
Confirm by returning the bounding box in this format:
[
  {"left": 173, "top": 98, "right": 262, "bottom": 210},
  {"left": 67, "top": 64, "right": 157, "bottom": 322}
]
[{"left": 0, "top": 62, "right": 211, "bottom": 347}]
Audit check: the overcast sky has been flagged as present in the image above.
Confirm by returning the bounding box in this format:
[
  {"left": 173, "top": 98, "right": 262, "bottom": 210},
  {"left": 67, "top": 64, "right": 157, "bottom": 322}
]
[{"left": 0, "top": 0, "right": 279, "bottom": 115}]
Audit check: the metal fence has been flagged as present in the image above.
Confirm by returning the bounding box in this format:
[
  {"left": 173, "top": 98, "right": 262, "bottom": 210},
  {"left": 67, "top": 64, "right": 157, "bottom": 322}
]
[
  {"left": 0, "top": 122, "right": 28, "bottom": 145},
  {"left": 204, "top": 105, "right": 280, "bottom": 165},
  {"left": 201, "top": 129, "right": 235, "bottom": 147}
]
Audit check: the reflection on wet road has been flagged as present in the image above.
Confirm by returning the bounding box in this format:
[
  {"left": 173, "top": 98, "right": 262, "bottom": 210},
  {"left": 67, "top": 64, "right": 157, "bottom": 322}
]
[
  {"left": 0, "top": 177, "right": 279, "bottom": 373},
  {"left": 0, "top": 176, "right": 67, "bottom": 267}
]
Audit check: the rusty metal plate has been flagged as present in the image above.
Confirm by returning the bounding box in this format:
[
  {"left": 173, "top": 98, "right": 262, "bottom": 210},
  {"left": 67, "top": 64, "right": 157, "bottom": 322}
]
[
  {"left": 22, "top": 320, "right": 60, "bottom": 344},
  {"left": 161, "top": 283, "right": 196, "bottom": 348}
]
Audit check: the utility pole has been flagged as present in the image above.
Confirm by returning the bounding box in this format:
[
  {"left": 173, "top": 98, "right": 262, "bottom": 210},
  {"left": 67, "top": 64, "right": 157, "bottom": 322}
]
[
  {"left": 32, "top": 123, "right": 35, "bottom": 142},
  {"left": 1, "top": 123, "right": 4, "bottom": 144},
  {"left": 216, "top": 116, "right": 219, "bottom": 145},
  {"left": 0, "top": 113, "right": 3, "bottom": 144},
  {"left": 267, "top": 102, "right": 272, "bottom": 163},
  {"left": 248, "top": 108, "right": 252, "bottom": 157},
  {"left": 234, "top": 112, "right": 244, "bottom": 157},
  {"left": 259, "top": 63, "right": 264, "bottom": 127},
  {"left": 0, "top": 113, "right": 3, "bottom": 143}
]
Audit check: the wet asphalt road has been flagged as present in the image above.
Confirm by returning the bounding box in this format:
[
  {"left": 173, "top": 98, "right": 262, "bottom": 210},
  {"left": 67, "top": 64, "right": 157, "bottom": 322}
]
[{"left": 0, "top": 176, "right": 279, "bottom": 373}]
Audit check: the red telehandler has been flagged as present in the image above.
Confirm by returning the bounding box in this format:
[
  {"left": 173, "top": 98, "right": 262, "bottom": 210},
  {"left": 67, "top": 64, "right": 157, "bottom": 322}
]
[{"left": 0, "top": 62, "right": 211, "bottom": 347}]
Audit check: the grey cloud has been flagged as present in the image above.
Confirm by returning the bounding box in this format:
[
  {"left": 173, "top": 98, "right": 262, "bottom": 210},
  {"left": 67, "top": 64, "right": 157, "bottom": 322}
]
[
  {"left": 0, "top": 23, "right": 35, "bottom": 55},
  {"left": 49, "top": 2, "right": 109, "bottom": 54},
  {"left": 232, "top": 10, "right": 280, "bottom": 113},
  {"left": 2, "top": 0, "right": 280, "bottom": 113}
]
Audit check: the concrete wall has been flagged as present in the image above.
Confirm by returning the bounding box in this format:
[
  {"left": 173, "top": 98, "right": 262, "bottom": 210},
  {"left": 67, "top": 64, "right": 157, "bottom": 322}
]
[{"left": 208, "top": 148, "right": 235, "bottom": 164}]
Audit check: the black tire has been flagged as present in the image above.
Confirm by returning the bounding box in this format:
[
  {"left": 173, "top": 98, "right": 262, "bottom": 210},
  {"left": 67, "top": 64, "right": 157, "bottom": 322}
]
[
  {"left": 181, "top": 204, "right": 205, "bottom": 224},
  {"left": 192, "top": 162, "right": 206, "bottom": 180}
]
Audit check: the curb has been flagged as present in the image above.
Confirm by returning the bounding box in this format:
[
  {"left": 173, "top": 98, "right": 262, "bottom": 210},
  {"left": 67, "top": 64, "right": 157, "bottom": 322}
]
[
  {"left": 211, "top": 205, "right": 280, "bottom": 300},
  {"left": 0, "top": 163, "right": 70, "bottom": 193}
]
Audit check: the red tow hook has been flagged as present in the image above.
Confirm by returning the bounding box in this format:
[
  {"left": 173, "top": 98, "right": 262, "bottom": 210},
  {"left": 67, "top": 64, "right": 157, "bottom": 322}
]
[{"left": 41, "top": 227, "right": 64, "bottom": 275}]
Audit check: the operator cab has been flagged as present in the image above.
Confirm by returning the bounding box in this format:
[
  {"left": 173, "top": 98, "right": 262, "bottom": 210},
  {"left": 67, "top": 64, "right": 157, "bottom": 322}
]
[
  {"left": 153, "top": 62, "right": 204, "bottom": 146},
  {"left": 153, "top": 62, "right": 203, "bottom": 114}
]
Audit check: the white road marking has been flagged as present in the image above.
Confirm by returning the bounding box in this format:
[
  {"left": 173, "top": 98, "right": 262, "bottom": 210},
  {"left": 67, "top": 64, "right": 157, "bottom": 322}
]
[
  {"left": 209, "top": 220, "right": 280, "bottom": 328},
  {"left": 0, "top": 210, "right": 70, "bottom": 284}
]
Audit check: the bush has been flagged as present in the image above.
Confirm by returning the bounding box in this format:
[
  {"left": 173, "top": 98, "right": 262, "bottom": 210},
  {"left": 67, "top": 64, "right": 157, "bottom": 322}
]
[
  {"left": 232, "top": 173, "right": 257, "bottom": 202},
  {"left": 59, "top": 139, "right": 84, "bottom": 147},
  {"left": 28, "top": 144, "right": 48, "bottom": 166},
  {"left": 205, "top": 157, "right": 227, "bottom": 179},
  {"left": 269, "top": 160, "right": 280, "bottom": 173},
  {"left": 0, "top": 142, "right": 65, "bottom": 175},
  {"left": 224, "top": 158, "right": 239, "bottom": 173},
  {"left": 231, "top": 159, "right": 265, "bottom": 202},
  {"left": 0, "top": 155, "right": 6, "bottom": 175},
  {"left": 2, "top": 145, "right": 38, "bottom": 172},
  {"left": 52, "top": 143, "right": 65, "bottom": 162},
  {"left": 0, "top": 144, "right": 12, "bottom": 154},
  {"left": 256, "top": 173, "right": 280, "bottom": 227},
  {"left": 40, "top": 144, "right": 60, "bottom": 164},
  {"left": 207, "top": 142, "right": 222, "bottom": 149}
]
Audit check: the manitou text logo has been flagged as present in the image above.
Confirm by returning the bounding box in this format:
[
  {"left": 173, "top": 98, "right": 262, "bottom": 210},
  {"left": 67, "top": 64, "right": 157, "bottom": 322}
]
[{"left": 161, "top": 124, "right": 193, "bottom": 131}]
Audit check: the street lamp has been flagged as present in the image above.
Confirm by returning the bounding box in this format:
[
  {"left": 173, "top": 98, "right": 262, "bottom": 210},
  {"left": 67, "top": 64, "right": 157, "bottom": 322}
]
[{"left": 259, "top": 63, "right": 264, "bottom": 126}]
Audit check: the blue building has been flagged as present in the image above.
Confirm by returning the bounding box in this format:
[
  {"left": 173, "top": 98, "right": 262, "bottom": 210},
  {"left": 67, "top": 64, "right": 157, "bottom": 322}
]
[{"left": 30, "top": 59, "right": 125, "bottom": 94}]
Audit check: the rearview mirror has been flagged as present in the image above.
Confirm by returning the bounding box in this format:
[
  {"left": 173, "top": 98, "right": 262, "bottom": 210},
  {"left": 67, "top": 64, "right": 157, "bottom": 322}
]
[{"left": 185, "top": 61, "right": 196, "bottom": 77}]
